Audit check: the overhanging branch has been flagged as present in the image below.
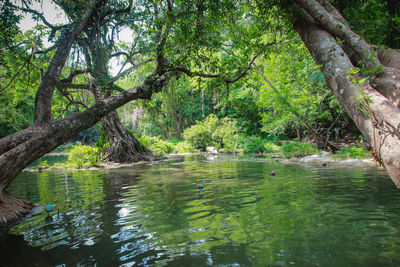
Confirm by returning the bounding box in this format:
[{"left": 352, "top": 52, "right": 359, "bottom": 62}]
[
  {"left": 171, "top": 41, "right": 276, "bottom": 84},
  {"left": 112, "top": 59, "right": 155, "bottom": 83}
]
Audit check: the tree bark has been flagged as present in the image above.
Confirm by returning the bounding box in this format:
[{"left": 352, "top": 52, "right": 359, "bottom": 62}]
[
  {"left": 102, "top": 111, "right": 157, "bottom": 163},
  {"left": 293, "top": 1, "right": 400, "bottom": 187},
  {"left": 0, "top": 68, "right": 168, "bottom": 224}
]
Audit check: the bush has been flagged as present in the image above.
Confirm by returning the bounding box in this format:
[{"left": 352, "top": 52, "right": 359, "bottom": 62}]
[
  {"left": 281, "top": 141, "right": 318, "bottom": 158},
  {"left": 335, "top": 145, "right": 370, "bottom": 159},
  {"left": 138, "top": 135, "right": 175, "bottom": 155},
  {"left": 264, "top": 141, "right": 281, "bottom": 153},
  {"left": 242, "top": 136, "right": 281, "bottom": 154},
  {"left": 183, "top": 122, "right": 213, "bottom": 150},
  {"left": 95, "top": 129, "right": 110, "bottom": 150},
  {"left": 66, "top": 145, "right": 100, "bottom": 168},
  {"left": 243, "top": 136, "right": 267, "bottom": 153},
  {"left": 168, "top": 138, "right": 183, "bottom": 145},
  {"left": 173, "top": 141, "right": 198, "bottom": 154},
  {"left": 32, "top": 160, "right": 50, "bottom": 170},
  {"left": 183, "top": 114, "right": 239, "bottom": 150}
]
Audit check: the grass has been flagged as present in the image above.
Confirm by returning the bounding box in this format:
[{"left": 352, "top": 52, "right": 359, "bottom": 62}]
[{"left": 333, "top": 145, "right": 370, "bottom": 159}]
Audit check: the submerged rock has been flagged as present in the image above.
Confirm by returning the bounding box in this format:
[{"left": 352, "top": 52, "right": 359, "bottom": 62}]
[{"left": 30, "top": 205, "right": 44, "bottom": 216}]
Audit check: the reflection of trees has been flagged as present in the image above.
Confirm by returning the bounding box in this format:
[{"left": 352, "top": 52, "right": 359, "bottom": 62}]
[
  {"left": 10, "top": 171, "right": 106, "bottom": 251},
  {"left": 116, "top": 159, "right": 400, "bottom": 266},
  {"left": 7, "top": 157, "right": 400, "bottom": 265}
]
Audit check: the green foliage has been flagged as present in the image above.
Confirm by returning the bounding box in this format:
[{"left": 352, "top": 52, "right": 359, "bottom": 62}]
[
  {"left": 182, "top": 122, "right": 212, "bottom": 150},
  {"left": 173, "top": 141, "right": 198, "bottom": 154},
  {"left": 53, "top": 144, "right": 73, "bottom": 153},
  {"left": 264, "top": 141, "right": 281, "bottom": 153},
  {"left": 281, "top": 142, "right": 318, "bottom": 158},
  {"left": 95, "top": 128, "right": 110, "bottom": 150},
  {"left": 242, "top": 136, "right": 281, "bottom": 154},
  {"left": 120, "top": 77, "right": 214, "bottom": 139},
  {"left": 32, "top": 160, "right": 50, "bottom": 170},
  {"left": 168, "top": 138, "right": 183, "bottom": 145},
  {"left": 334, "top": 145, "right": 370, "bottom": 159},
  {"left": 243, "top": 136, "right": 267, "bottom": 154},
  {"left": 0, "top": 29, "right": 49, "bottom": 137},
  {"left": 138, "top": 135, "right": 175, "bottom": 155},
  {"left": 183, "top": 114, "right": 239, "bottom": 150},
  {"left": 65, "top": 145, "right": 100, "bottom": 168},
  {"left": 256, "top": 38, "right": 343, "bottom": 138},
  {"left": 333, "top": 0, "right": 400, "bottom": 48}
]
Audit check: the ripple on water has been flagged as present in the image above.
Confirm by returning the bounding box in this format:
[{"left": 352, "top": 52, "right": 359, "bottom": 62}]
[{"left": 5, "top": 155, "right": 400, "bottom": 266}]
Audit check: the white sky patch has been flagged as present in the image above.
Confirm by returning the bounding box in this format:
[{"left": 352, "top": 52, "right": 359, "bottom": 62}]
[
  {"left": 15, "top": 0, "right": 133, "bottom": 76},
  {"left": 16, "top": 0, "right": 68, "bottom": 32}
]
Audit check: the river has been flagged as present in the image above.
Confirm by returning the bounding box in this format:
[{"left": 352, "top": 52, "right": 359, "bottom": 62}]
[{"left": 2, "top": 154, "right": 400, "bottom": 266}]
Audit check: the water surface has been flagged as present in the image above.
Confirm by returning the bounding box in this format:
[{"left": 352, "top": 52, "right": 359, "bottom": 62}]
[{"left": 3, "top": 155, "right": 400, "bottom": 266}]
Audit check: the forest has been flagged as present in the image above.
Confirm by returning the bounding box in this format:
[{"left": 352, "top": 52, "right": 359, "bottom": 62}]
[{"left": 1, "top": 0, "right": 400, "bottom": 225}]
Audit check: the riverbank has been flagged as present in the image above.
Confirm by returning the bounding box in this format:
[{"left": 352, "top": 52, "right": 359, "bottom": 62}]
[{"left": 25, "top": 150, "right": 379, "bottom": 172}]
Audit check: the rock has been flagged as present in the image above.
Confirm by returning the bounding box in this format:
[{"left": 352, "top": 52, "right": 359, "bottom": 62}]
[
  {"left": 30, "top": 204, "right": 44, "bottom": 216},
  {"left": 340, "top": 159, "right": 362, "bottom": 165},
  {"left": 321, "top": 151, "right": 330, "bottom": 157},
  {"left": 299, "top": 154, "right": 335, "bottom": 164},
  {"left": 339, "top": 158, "right": 376, "bottom": 166},
  {"left": 206, "top": 147, "right": 218, "bottom": 154}
]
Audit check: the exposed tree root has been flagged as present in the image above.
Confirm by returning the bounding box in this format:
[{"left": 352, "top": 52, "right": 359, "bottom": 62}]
[
  {"left": 0, "top": 192, "right": 33, "bottom": 225},
  {"left": 103, "top": 143, "right": 160, "bottom": 163},
  {"left": 102, "top": 111, "right": 162, "bottom": 163}
]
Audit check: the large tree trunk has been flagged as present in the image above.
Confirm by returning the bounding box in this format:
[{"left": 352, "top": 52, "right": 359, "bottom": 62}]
[
  {"left": 102, "top": 111, "right": 157, "bottom": 162},
  {"left": 293, "top": 0, "right": 400, "bottom": 187}
]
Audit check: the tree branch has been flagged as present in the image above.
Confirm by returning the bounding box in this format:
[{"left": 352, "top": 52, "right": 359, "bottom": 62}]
[
  {"left": 171, "top": 42, "right": 275, "bottom": 84},
  {"left": 0, "top": 54, "right": 32, "bottom": 94},
  {"left": 19, "top": 5, "right": 68, "bottom": 31},
  {"left": 33, "top": 0, "right": 101, "bottom": 124},
  {"left": 57, "top": 82, "right": 90, "bottom": 90},
  {"left": 112, "top": 59, "right": 155, "bottom": 83},
  {"left": 59, "top": 69, "right": 91, "bottom": 84},
  {"left": 100, "top": 0, "right": 134, "bottom": 21}
]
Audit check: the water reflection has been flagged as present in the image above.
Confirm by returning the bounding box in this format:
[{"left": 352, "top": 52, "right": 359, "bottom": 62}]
[{"left": 4, "top": 155, "right": 400, "bottom": 266}]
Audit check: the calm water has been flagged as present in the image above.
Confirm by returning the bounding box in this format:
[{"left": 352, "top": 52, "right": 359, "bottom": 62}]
[{"left": 3, "top": 155, "right": 400, "bottom": 266}]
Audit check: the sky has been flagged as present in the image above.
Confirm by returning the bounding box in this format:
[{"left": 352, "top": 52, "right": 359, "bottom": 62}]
[
  {"left": 17, "top": 0, "right": 68, "bottom": 32},
  {"left": 15, "top": 0, "right": 133, "bottom": 76}
]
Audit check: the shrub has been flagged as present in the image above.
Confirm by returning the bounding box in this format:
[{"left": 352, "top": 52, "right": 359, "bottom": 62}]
[
  {"left": 138, "top": 135, "right": 175, "bottom": 155},
  {"left": 264, "top": 141, "right": 281, "bottom": 153},
  {"left": 243, "top": 136, "right": 267, "bottom": 153},
  {"left": 95, "top": 129, "right": 110, "bottom": 150},
  {"left": 183, "top": 114, "right": 239, "bottom": 150},
  {"left": 182, "top": 123, "right": 212, "bottom": 150},
  {"left": 168, "top": 138, "right": 183, "bottom": 145},
  {"left": 173, "top": 141, "right": 198, "bottom": 154},
  {"left": 242, "top": 136, "right": 281, "bottom": 154},
  {"left": 281, "top": 141, "right": 318, "bottom": 158},
  {"left": 67, "top": 145, "right": 100, "bottom": 168},
  {"left": 32, "top": 160, "right": 50, "bottom": 170},
  {"left": 335, "top": 145, "right": 370, "bottom": 159}
]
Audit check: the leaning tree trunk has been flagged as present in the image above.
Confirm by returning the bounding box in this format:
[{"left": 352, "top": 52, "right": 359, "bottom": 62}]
[
  {"left": 293, "top": 0, "right": 400, "bottom": 187},
  {"left": 102, "top": 111, "right": 157, "bottom": 163},
  {"left": 0, "top": 71, "right": 167, "bottom": 224}
]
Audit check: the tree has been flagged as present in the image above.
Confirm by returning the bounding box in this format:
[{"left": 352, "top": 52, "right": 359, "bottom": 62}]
[
  {"left": 55, "top": 0, "right": 156, "bottom": 162},
  {"left": 0, "top": 0, "right": 269, "bottom": 223},
  {"left": 287, "top": 0, "right": 400, "bottom": 186},
  {"left": 2, "top": 0, "right": 400, "bottom": 225},
  {"left": 0, "top": 0, "right": 170, "bottom": 223}
]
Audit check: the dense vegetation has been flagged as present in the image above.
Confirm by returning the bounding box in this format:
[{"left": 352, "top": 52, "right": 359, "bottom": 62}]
[{"left": 1, "top": 0, "right": 400, "bottom": 223}]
